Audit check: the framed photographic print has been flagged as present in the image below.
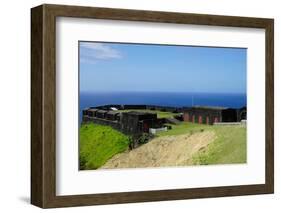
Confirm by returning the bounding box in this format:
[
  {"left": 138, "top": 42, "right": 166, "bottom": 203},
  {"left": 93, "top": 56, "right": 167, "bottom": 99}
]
[{"left": 31, "top": 4, "right": 274, "bottom": 208}]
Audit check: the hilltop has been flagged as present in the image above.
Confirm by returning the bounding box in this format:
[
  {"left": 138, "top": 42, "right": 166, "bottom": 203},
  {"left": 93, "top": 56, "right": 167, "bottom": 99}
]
[{"left": 79, "top": 120, "right": 246, "bottom": 170}]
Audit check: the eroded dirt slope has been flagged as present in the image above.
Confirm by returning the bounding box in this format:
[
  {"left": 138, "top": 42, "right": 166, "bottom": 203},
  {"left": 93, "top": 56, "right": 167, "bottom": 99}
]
[{"left": 100, "top": 131, "right": 216, "bottom": 169}]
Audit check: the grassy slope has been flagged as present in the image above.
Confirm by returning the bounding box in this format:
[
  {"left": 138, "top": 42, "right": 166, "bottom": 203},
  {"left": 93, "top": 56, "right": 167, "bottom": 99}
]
[
  {"left": 80, "top": 114, "right": 246, "bottom": 169},
  {"left": 157, "top": 122, "right": 207, "bottom": 136},
  {"left": 117, "top": 109, "right": 179, "bottom": 118},
  {"left": 79, "top": 123, "right": 130, "bottom": 170},
  {"left": 157, "top": 122, "right": 246, "bottom": 165},
  {"left": 193, "top": 125, "right": 246, "bottom": 165}
]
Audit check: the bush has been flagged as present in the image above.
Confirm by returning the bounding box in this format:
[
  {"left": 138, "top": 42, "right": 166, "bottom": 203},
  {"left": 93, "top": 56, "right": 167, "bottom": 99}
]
[{"left": 138, "top": 133, "right": 151, "bottom": 145}]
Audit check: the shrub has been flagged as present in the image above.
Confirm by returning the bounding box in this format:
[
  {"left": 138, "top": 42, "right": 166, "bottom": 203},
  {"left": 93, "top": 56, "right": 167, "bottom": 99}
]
[{"left": 138, "top": 133, "right": 151, "bottom": 145}]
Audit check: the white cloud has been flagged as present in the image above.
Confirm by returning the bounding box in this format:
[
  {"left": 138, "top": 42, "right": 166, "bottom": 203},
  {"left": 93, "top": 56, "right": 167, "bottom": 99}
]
[{"left": 80, "top": 42, "right": 122, "bottom": 64}]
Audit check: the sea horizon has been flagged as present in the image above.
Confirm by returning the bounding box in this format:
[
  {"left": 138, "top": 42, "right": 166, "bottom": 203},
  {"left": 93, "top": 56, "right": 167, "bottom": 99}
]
[{"left": 79, "top": 91, "right": 246, "bottom": 122}]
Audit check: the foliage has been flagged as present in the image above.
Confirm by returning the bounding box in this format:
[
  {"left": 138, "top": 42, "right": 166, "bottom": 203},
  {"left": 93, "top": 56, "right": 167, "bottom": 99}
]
[{"left": 137, "top": 133, "right": 151, "bottom": 145}]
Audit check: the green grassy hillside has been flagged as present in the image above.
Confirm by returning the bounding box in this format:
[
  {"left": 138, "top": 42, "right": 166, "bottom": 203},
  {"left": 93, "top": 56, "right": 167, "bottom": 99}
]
[
  {"left": 157, "top": 122, "right": 246, "bottom": 165},
  {"left": 80, "top": 120, "right": 246, "bottom": 169},
  {"left": 157, "top": 122, "right": 207, "bottom": 136},
  {"left": 79, "top": 123, "right": 130, "bottom": 170},
  {"left": 193, "top": 125, "right": 246, "bottom": 165}
]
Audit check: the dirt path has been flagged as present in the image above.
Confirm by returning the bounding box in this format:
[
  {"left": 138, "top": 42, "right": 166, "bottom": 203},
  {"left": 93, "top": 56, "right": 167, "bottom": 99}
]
[{"left": 100, "top": 130, "right": 216, "bottom": 169}]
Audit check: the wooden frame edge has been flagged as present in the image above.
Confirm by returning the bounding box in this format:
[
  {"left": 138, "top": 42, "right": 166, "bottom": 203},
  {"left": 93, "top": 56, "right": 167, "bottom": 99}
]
[
  {"left": 31, "top": 4, "right": 274, "bottom": 208},
  {"left": 31, "top": 5, "right": 44, "bottom": 207},
  {"left": 265, "top": 19, "right": 274, "bottom": 194}
]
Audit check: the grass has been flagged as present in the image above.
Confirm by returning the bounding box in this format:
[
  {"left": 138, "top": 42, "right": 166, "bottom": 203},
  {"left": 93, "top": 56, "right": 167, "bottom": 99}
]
[
  {"left": 117, "top": 109, "right": 179, "bottom": 118},
  {"left": 80, "top": 119, "right": 246, "bottom": 169},
  {"left": 79, "top": 123, "right": 130, "bottom": 170},
  {"left": 157, "top": 122, "right": 247, "bottom": 165},
  {"left": 156, "top": 122, "right": 208, "bottom": 136},
  {"left": 193, "top": 125, "right": 247, "bottom": 165}
]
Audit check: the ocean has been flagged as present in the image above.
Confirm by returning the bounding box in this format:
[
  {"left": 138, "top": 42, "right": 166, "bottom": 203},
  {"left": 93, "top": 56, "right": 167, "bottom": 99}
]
[{"left": 79, "top": 91, "right": 246, "bottom": 122}]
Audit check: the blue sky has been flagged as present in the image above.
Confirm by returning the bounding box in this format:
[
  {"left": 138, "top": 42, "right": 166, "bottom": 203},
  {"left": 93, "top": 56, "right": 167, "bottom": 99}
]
[{"left": 79, "top": 42, "right": 246, "bottom": 94}]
